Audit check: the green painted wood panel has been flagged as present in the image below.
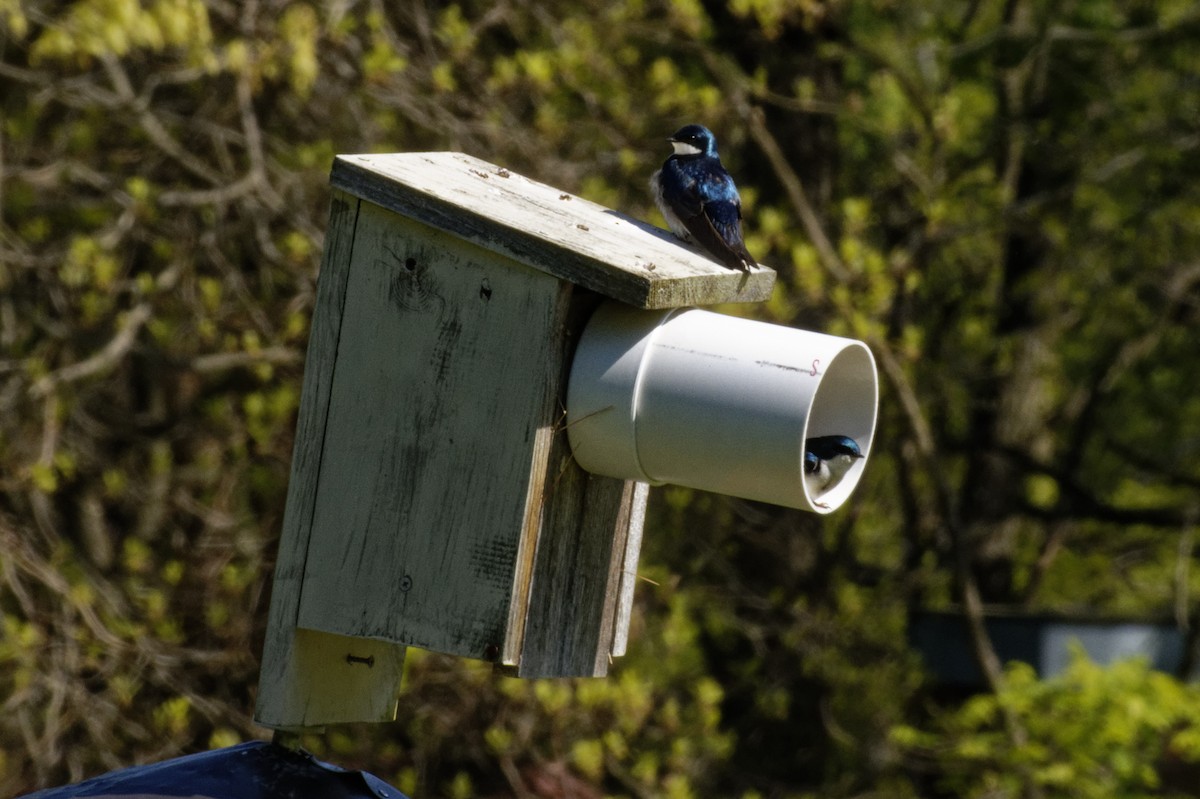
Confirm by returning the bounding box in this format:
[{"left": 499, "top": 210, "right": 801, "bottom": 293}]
[
  {"left": 295, "top": 201, "right": 568, "bottom": 660},
  {"left": 256, "top": 194, "right": 407, "bottom": 729}
]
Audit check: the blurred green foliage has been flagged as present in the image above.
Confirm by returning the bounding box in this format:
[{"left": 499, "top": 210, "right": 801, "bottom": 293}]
[
  {"left": 2, "top": 0, "right": 1200, "bottom": 796},
  {"left": 893, "top": 648, "right": 1200, "bottom": 798}
]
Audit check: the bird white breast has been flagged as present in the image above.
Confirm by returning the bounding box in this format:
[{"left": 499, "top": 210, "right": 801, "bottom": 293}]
[
  {"left": 804, "top": 460, "right": 833, "bottom": 495},
  {"left": 824, "top": 454, "right": 857, "bottom": 488},
  {"left": 805, "top": 454, "right": 857, "bottom": 498},
  {"left": 670, "top": 141, "right": 703, "bottom": 156}
]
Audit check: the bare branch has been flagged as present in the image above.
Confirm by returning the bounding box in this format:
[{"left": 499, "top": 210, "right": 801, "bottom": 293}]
[
  {"left": 99, "top": 55, "right": 224, "bottom": 186},
  {"left": 191, "top": 346, "right": 302, "bottom": 374},
  {"left": 30, "top": 303, "right": 153, "bottom": 398},
  {"left": 743, "top": 106, "right": 851, "bottom": 283},
  {"left": 159, "top": 173, "right": 260, "bottom": 208},
  {"left": 235, "top": 69, "right": 283, "bottom": 213}
]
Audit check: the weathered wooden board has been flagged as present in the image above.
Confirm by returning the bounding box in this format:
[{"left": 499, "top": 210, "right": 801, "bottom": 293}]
[
  {"left": 503, "top": 293, "right": 651, "bottom": 678},
  {"left": 295, "top": 201, "right": 569, "bottom": 660},
  {"left": 256, "top": 194, "right": 407, "bottom": 730},
  {"left": 330, "top": 153, "right": 776, "bottom": 310},
  {"left": 516, "top": 468, "right": 635, "bottom": 678},
  {"left": 611, "top": 481, "right": 650, "bottom": 658}
]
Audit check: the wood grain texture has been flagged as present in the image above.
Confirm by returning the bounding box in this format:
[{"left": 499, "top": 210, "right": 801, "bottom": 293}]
[
  {"left": 295, "top": 202, "right": 569, "bottom": 661},
  {"left": 506, "top": 292, "right": 651, "bottom": 678},
  {"left": 330, "top": 153, "right": 776, "bottom": 310},
  {"left": 256, "top": 194, "right": 407, "bottom": 730},
  {"left": 515, "top": 468, "right": 635, "bottom": 678},
  {"left": 611, "top": 481, "right": 650, "bottom": 658}
]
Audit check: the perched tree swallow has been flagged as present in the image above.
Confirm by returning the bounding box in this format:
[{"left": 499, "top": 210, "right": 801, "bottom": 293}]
[
  {"left": 804, "top": 435, "right": 865, "bottom": 506},
  {"left": 650, "top": 124, "right": 757, "bottom": 271}
]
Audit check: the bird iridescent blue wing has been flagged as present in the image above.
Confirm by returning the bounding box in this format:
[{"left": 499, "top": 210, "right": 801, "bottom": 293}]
[
  {"left": 703, "top": 196, "right": 750, "bottom": 258},
  {"left": 662, "top": 161, "right": 754, "bottom": 271}
]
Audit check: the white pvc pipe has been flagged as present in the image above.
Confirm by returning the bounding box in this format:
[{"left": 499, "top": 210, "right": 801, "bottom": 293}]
[{"left": 566, "top": 303, "right": 878, "bottom": 513}]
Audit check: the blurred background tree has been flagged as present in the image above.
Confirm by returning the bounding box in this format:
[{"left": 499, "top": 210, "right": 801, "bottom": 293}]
[{"left": 2, "top": 0, "right": 1199, "bottom": 796}]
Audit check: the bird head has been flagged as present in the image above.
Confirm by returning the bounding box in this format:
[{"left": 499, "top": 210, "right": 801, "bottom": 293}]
[
  {"left": 806, "top": 435, "right": 865, "bottom": 462},
  {"left": 668, "top": 124, "right": 718, "bottom": 157}
]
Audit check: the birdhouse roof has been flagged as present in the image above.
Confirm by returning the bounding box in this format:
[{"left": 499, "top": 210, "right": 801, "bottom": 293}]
[{"left": 330, "top": 152, "right": 776, "bottom": 309}]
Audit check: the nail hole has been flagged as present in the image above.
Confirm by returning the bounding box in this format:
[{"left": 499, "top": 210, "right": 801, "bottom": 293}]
[{"left": 404, "top": 257, "right": 417, "bottom": 271}]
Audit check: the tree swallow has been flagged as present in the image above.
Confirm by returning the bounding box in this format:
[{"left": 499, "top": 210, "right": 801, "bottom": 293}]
[
  {"left": 804, "top": 435, "right": 865, "bottom": 506},
  {"left": 650, "top": 124, "right": 757, "bottom": 272}
]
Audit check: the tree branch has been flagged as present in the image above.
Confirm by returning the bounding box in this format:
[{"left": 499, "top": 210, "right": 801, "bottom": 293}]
[
  {"left": 30, "top": 304, "right": 152, "bottom": 398},
  {"left": 743, "top": 105, "right": 851, "bottom": 283},
  {"left": 99, "top": 55, "right": 224, "bottom": 186},
  {"left": 191, "top": 346, "right": 301, "bottom": 374}
]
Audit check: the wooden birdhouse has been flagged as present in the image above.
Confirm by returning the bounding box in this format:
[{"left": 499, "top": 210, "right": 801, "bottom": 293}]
[{"left": 255, "top": 152, "right": 877, "bottom": 731}]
